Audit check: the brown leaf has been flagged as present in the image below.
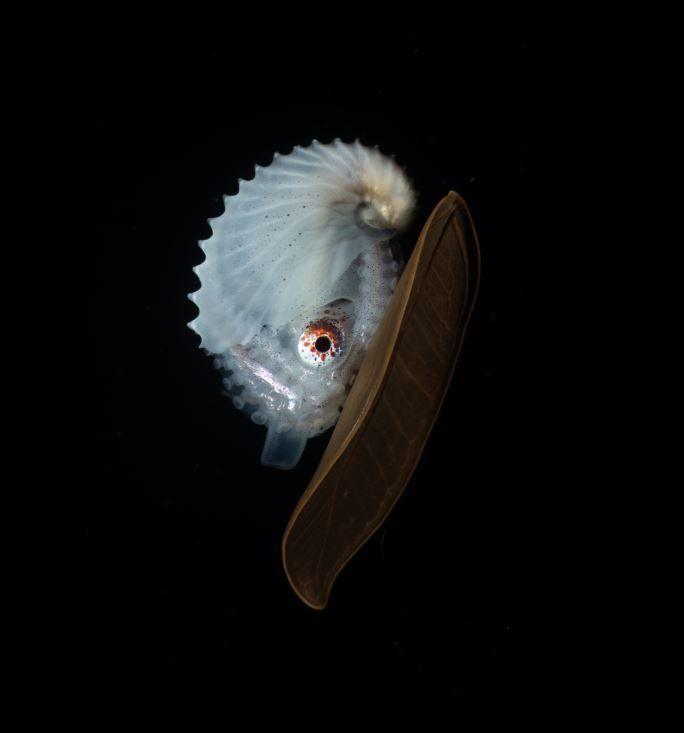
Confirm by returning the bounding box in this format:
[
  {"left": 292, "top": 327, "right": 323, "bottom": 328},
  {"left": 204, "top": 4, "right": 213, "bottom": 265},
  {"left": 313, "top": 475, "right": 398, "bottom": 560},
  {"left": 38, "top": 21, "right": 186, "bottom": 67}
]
[{"left": 282, "top": 191, "right": 481, "bottom": 609}]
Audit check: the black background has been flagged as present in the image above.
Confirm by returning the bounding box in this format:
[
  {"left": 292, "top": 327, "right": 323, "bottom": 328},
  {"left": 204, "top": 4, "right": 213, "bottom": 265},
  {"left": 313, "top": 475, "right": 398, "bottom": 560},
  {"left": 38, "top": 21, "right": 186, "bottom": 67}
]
[{"left": 54, "top": 20, "right": 522, "bottom": 720}]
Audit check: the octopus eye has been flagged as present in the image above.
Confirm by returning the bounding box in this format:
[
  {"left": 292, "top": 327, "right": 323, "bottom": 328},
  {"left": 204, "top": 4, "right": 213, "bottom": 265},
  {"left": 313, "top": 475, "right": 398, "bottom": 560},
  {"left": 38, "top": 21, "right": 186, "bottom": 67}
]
[{"left": 298, "top": 319, "right": 345, "bottom": 367}]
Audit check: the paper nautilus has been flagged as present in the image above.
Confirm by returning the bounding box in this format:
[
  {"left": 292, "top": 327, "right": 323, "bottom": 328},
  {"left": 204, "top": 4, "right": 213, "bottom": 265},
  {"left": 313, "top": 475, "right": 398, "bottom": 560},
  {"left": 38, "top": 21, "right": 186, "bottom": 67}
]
[{"left": 189, "top": 139, "right": 480, "bottom": 609}]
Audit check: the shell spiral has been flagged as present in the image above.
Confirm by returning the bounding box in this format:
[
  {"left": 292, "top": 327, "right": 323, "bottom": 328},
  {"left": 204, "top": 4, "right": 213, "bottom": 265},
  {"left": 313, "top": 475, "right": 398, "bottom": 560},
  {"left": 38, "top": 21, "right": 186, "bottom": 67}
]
[{"left": 188, "top": 139, "right": 415, "bottom": 352}]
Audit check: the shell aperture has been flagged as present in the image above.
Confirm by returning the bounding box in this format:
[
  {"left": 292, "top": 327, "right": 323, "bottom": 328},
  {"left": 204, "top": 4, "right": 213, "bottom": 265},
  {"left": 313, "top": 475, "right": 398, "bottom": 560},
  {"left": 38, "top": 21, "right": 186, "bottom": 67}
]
[{"left": 188, "top": 140, "right": 415, "bottom": 469}]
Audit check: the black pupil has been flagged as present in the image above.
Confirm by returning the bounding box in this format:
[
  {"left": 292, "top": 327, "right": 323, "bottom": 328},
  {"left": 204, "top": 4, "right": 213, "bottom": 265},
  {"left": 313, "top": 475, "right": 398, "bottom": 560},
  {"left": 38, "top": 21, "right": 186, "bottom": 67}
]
[{"left": 315, "top": 336, "right": 331, "bottom": 353}]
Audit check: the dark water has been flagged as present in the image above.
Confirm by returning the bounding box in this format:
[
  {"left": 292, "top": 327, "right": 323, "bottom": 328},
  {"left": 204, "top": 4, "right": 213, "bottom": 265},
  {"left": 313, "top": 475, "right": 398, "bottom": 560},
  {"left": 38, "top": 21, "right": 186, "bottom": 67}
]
[{"left": 54, "top": 20, "right": 523, "bottom": 721}]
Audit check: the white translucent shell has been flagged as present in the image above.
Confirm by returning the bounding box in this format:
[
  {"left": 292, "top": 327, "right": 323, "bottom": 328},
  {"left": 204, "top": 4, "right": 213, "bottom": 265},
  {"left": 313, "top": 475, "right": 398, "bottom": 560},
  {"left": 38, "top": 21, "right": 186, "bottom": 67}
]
[{"left": 188, "top": 139, "right": 415, "bottom": 352}]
